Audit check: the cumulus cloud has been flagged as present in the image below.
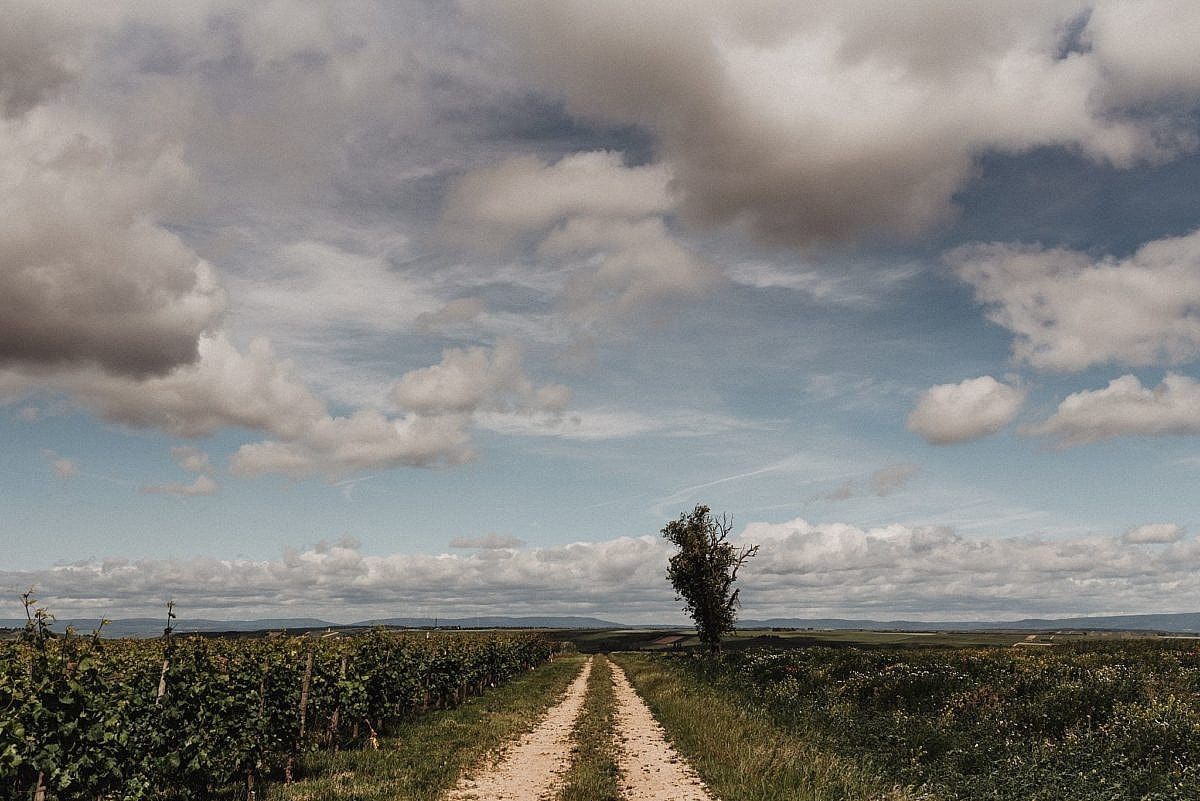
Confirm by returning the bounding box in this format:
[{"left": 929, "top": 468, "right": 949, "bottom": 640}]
[
  {"left": 474, "top": 1, "right": 1200, "bottom": 247},
  {"left": 2, "top": 333, "right": 568, "bottom": 481},
  {"left": 443, "top": 151, "right": 674, "bottom": 246},
  {"left": 907, "top": 376, "right": 1026, "bottom": 444},
  {"left": 1085, "top": 1, "right": 1200, "bottom": 106},
  {"left": 391, "top": 339, "right": 570, "bottom": 416},
  {"left": 950, "top": 231, "right": 1200, "bottom": 372},
  {"left": 4, "top": 536, "right": 674, "bottom": 621},
  {"left": 229, "top": 410, "right": 476, "bottom": 479},
  {"left": 449, "top": 534, "right": 526, "bottom": 550},
  {"left": 1123, "top": 522, "right": 1184, "bottom": 544},
  {"left": 443, "top": 151, "right": 716, "bottom": 322},
  {"left": 10, "top": 519, "right": 1200, "bottom": 621},
  {"left": 734, "top": 517, "right": 1200, "bottom": 619},
  {"left": 1, "top": 7, "right": 225, "bottom": 379},
  {"left": 140, "top": 474, "right": 219, "bottom": 498},
  {"left": 1029, "top": 373, "right": 1200, "bottom": 447},
  {"left": 0, "top": 107, "right": 226, "bottom": 376},
  {"left": 2, "top": 334, "right": 325, "bottom": 440},
  {"left": 229, "top": 339, "right": 569, "bottom": 478}
]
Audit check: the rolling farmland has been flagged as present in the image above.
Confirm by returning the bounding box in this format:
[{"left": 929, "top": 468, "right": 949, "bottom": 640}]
[{"left": 5, "top": 619, "right": 1199, "bottom": 800}]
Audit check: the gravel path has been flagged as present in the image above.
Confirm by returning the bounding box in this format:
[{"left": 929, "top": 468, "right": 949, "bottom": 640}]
[
  {"left": 611, "top": 661, "right": 716, "bottom": 801},
  {"left": 443, "top": 656, "right": 593, "bottom": 801}
]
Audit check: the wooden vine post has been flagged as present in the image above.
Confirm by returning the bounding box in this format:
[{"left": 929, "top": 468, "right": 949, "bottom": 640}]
[
  {"left": 328, "top": 652, "right": 348, "bottom": 749},
  {"left": 285, "top": 648, "right": 315, "bottom": 784},
  {"left": 156, "top": 601, "right": 176, "bottom": 705}
]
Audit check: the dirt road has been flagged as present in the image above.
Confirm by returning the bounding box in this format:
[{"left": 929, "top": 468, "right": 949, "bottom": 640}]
[
  {"left": 611, "top": 661, "right": 715, "bottom": 801},
  {"left": 444, "top": 656, "right": 593, "bottom": 801},
  {"left": 443, "top": 654, "right": 715, "bottom": 801}
]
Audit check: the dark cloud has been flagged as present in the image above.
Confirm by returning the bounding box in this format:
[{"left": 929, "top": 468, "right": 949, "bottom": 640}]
[
  {"left": 474, "top": 1, "right": 1200, "bottom": 247},
  {"left": 0, "top": 4, "right": 75, "bottom": 118}
]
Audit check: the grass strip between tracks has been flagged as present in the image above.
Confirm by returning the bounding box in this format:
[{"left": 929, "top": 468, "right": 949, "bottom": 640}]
[
  {"left": 557, "top": 653, "right": 621, "bottom": 801},
  {"left": 259, "top": 652, "right": 587, "bottom": 801},
  {"left": 611, "top": 652, "right": 932, "bottom": 801}
]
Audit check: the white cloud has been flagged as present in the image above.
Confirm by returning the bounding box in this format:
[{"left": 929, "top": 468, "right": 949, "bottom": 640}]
[
  {"left": 1123, "top": 522, "right": 1184, "bottom": 544},
  {"left": 1029, "top": 373, "right": 1200, "bottom": 447},
  {"left": 1085, "top": 1, "right": 1200, "bottom": 107},
  {"left": 390, "top": 339, "right": 570, "bottom": 417},
  {"left": 545, "top": 216, "right": 717, "bottom": 321},
  {"left": 443, "top": 151, "right": 673, "bottom": 246},
  {"left": 443, "top": 151, "right": 716, "bottom": 323},
  {"left": 230, "top": 339, "right": 570, "bottom": 478},
  {"left": 449, "top": 534, "right": 526, "bottom": 550},
  {"left": 474, "top": 2, "right": 1200, "bottom": 246},
  {"left": 907, "top": 376, "right": 1026, "bottom": 444},
  {"left": 4, "top": 334, "right": 325, "bottom": 440},
  {"left": 734, "top": 517, "right": 1200, "bottom": 618},
  {"left": 950, "top": 231, "right": 1200, "bottom": 372},
  {"left": 11, "top": 518, "right": 1200, "bottom": 621},
  {"left": 3, "top": 333, "right": 568, "bottom": 481},
  {"left": 140, "top": 474, "right": 219, "bottom": 498},
  {"left": 229, "top": 410, "right": 476, "bottom": 479}
]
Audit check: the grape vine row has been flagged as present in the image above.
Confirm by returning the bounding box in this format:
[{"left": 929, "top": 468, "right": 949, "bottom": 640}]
[{"left": 0, "top": 601, "right": 555, "bottom": 800}]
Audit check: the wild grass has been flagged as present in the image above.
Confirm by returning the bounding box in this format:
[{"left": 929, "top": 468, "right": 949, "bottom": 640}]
[
  {"left": 258, "top": 653, "right": 586, "bottom": 801},
  {"left": 557, "top": 653, "right": 621, "bottom": 801},
  {"left": 612, "top": 652, "right": 931, "bottom": 801}
]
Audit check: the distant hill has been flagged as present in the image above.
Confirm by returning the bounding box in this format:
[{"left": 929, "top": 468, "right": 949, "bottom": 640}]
[
  {"left": 4, "top": 611, "right": 1199, "bottom": 639},
  {"left": 354, "top": 615, "right": 624, "bottom": 629},
  {"left": 0, "top": 614, "right": 623, "bottom": 638},
  {"left": 0, "top": 617, "right": 340, "bottom": 638},
  {"left": 741, "top": 612, "right": 1200, "bottom": 633}
]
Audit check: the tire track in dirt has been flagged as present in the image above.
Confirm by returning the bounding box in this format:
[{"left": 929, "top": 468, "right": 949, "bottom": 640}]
[
  {"left": 443, "top": 656, "right": 593, "bottom": 801},
  {"left": 611, "top": 661, "right": 716, "bottom": 801}
]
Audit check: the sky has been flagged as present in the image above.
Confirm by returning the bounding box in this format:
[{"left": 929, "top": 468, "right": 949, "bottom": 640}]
[{"left": 4, "top": 1, "right": 1200, "bottom": 624}]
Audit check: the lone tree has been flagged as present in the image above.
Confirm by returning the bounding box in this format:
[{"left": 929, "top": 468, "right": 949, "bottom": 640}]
[{"left": 661, "top": 504, "right": 758, "bottom": 653}]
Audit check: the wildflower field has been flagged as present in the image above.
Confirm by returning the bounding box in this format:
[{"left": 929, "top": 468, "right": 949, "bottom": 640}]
[{"left": 679, "top": 640, "right": 1200, "bottom": 799}]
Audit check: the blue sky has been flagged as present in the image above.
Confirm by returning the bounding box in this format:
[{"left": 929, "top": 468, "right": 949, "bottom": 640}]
[{"left": 4, "top": 1, "right": 1200, "bottom": 622}]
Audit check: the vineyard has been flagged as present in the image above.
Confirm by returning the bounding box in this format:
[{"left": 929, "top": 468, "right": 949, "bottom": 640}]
[
  {"left": 0, "top": 602, "right": 554, "bottom": 801},
  {"left": 675, "top": 640, "right": 1200, "bottom": 800}
]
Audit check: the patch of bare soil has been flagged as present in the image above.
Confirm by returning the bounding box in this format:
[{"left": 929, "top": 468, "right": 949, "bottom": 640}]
[
  {"left": 443, "top": 656, "right": 593, "bottom": 801},
  {"left": 610, "top": 662, "right": 716, "bottom": 801}
]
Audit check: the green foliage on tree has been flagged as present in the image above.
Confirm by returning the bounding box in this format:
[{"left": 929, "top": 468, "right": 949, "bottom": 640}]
[{"left": 661, "top": 504, "right": 758, "bottom": 653}]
